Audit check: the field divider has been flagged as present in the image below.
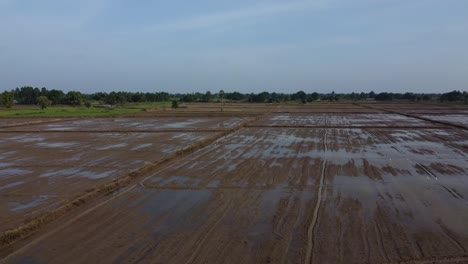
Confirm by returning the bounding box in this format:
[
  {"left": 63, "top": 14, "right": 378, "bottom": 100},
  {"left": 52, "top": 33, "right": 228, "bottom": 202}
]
[
  {"left": 356, "top": 103, "right": 468, "bottom": 131},
  {"left": 0, "top": 114, "right": 263, "bottom": 250}
]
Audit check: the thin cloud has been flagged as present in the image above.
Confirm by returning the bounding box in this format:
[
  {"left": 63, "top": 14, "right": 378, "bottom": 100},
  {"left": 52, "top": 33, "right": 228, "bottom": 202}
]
[{"left": 149, "top": 0, "right": 333, "bottom": 33}]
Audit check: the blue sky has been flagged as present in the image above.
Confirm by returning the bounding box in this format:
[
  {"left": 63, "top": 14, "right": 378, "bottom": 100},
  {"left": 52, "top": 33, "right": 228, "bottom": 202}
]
[{"left": 1, "top": 0, "right": 467, "bottom": 93}]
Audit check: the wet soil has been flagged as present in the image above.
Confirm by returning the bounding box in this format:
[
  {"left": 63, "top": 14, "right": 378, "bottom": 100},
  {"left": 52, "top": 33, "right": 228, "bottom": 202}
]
[{"left": 1, "top": 103, "right": 468, "bottom": 263}]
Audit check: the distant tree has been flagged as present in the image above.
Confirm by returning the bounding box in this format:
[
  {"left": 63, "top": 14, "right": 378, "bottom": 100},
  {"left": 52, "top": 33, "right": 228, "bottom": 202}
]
[
  {"left": 40, "top": 87, "right": 48, "bottom": 96},
  {"left": 440, "top": 90, "right": 463, "bottom": 102},
  {"left": 270, "top": 92, "right": 281, "bottom": 103},
  {"left": 369, "top": 91, "right": 376, "bottom": 98},
  {"left": 422, "top": 94, "right": 431, "bottom": 101},
  {"left": 181, "top": 93, "right": 197, "bottom": 102},
  {"left": 65, "top": 91, "right": 84, "bottom": 106},
  {"left": 249, "top": 92, "right": 270, "bottom": 103},
  {"left": 104, "top": 92, "right": 126, "bottom": 105},
  {"left": 47, "top": 89, "right": 65, "bottom": 105},
  {"left": 218, "top": 90, "right": 225, "bottom": 102},
  {"left": 202, "top": 91, "right": 212, "bottom": 102},
  {"left": 307, "top": 92, "right": 319, "bottom": 102},
  {"left": 226, "top": 91, "right": 245, "bottom": 101},
  {"left": 359, "top": 92, "right": 367, "bottom": 100},
  {"left": 37, "top": 96, "right": 50, "bottom": 109},
  {"left": 293, "top": 91, "right": 307, "bottom": 104},
  {"left": 84, "top": 101, "right": 92, "bottom": 108},
  {"left": 375, "top": 92, "right": 393, "bottom": 101},
  {"left": 171, "top": 100, "right": 179, "bottom": 109},
  {"left": 2, "top": 91, "right": 14, "bottom": 108}
]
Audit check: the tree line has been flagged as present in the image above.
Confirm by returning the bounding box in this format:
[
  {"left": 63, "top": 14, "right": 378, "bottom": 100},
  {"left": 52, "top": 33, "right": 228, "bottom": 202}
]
[{"left": 1, "top": 86, "right": 467, "bottom": 108}]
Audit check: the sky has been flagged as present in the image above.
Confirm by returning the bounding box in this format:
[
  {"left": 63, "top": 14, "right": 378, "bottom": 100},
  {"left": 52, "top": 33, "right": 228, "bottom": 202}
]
[{"left": 0, "top": 0, "right": 467, "bottom": 94}]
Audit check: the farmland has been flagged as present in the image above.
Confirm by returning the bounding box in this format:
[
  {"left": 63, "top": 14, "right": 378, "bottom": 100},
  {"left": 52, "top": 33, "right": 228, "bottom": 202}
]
[{"left": 1, "top": 102, "right": 468, "bottom": 263}]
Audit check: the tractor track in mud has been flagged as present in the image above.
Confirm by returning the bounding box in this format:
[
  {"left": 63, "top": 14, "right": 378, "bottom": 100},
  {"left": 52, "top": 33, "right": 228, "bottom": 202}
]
[
  {"left": 183, "top": 199, "right": 234, "bottom": 264},
  {"left": 305, "top": 129, "right": 328, "bottom": 264}
]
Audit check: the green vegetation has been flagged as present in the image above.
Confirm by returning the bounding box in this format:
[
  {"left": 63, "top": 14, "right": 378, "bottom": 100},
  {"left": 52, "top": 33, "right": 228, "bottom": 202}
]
[
  {"left": 0, "top": 106, "right": 141, "bottom": 118},
  {"left": 2, "top": 85, "right": 467, "bottom": 106},
  {"left": 1, "top": 91, "right": 14, "bottom": 108},
  {"left": 171, "top": 100, "right": 179, "bottom": 109},
  {"left": 124, "top": 101, "right": 171, "bottom": 110},
  {"left": 37, "top": 96, "right": 50, "bottom": 109}
]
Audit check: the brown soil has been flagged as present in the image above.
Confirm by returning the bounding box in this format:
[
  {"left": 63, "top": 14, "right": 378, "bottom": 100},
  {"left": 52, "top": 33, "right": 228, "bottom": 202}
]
[{"left": 1, "top": 103, "right": 468, "bottom": 264}]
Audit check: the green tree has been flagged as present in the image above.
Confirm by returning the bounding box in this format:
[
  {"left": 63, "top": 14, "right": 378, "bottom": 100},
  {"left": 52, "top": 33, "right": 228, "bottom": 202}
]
[
  {"left": 294, "top": 91, "right": 307, "bottom": 104},
  {"left": 65, "top": 91, "right": 84, "bottom": 106},
  {"left": 47, "top": 89, "right": 65, "bottom": 105},
  {"left": 2, "top": 91, "right": 14, "bottom": 108},
  {"left": 171, "top": 100, "right": 179, "bottom": 109},
  {"left": 37, "top": 96, "right": 50, "bottom": 109},
  {"left": 202, "top": 91, "right": 212, "bottom": 102},
  {"left": 218, "top": 90, "right": 225, "bottom": 102}
]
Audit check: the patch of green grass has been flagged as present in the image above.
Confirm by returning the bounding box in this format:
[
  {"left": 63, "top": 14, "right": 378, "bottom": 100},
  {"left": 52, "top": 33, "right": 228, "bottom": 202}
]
[
  {"left": 124, "top": 101, "right": 171, "bottom": 110},
  {"left": 0, "top": 106, "right": 141, "bottom": 118}
]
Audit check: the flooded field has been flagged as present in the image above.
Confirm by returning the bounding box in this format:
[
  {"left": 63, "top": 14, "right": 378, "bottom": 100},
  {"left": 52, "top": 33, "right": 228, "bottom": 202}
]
[
  {"left": 420, "top": 114, "right": 468, "bottom": 128},
  {"left": 0, "top": 117, "right": 250, "bottom": 132},
  {"left": 1, "top": 103, "right": 467, "bottom": 263},
  {"left": 0, "top": 118, "right": 219, "bottom": 232},
  {"left": 254, "top": 113, "right": 440, "bottom": 127}
]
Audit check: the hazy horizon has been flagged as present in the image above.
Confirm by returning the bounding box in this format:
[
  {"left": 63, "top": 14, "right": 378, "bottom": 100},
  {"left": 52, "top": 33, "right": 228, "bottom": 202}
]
[{"left": 1, "top": 0, "right": 467, "bottom": 94}]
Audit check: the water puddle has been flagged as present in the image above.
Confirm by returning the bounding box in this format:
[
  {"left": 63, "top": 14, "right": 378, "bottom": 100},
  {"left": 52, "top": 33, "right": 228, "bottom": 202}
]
[
  {"left": 134, "top": 189, "right": 212, "bottom": 235},
  {"left": 164, "top": 120, "right": 201, "bottom": 128},
  {"left": 158, "top": 176, "right": 202, "bottom": 188},
  {"left": 96, "top": 143, "right": 128, "bottom": 150},
  {"left": 40, "top": 168, "right": 116, "bottom": 179},
  {"left": 9, "top": 135, "right": 45, "bottom": 143},
  {"left": 131, "top": 143, "right": 153, "bottom": 151},
  {"left": 207, "top": 180, "right": 221, "bottom": 188},
  {"left": 9, "top": 195, "right": 51, "bottom": 213},
  {"left": 0, "top": 162, "right": 12, "bottom": 168},
  {"left": 0, "top": 181, "right": 24, "bottom": 191},
  {"left": 36, "top": 142, "right": 79, "bottom": 148},
  {"left": 0, "top": 168, "right": 32, "bottom": 179}
]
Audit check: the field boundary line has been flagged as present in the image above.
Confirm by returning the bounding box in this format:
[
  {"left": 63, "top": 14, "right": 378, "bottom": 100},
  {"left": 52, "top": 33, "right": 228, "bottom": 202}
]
[
  {"left": 304, "top": 129, "right": 328, "bottom": 264},
  {"left": 356, "top": 104, "right": 468, "bottom": 131}
]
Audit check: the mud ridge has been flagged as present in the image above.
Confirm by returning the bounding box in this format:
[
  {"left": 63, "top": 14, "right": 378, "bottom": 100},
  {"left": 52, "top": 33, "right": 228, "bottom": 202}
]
[
  {"left": 305, "top": 129, "right": 328, "bottom": 264},
  {"left": 356, "top": 104, "right": 468, "bottom": 131}
]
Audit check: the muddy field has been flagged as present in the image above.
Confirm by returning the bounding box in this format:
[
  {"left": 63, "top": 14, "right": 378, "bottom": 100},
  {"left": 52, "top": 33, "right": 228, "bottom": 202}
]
[
  {"left": 0, "top": 116, "right": 249, "bottom": 232},
  {"left": 1, "top": 103, "right": 467, "bottom": 264}
]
